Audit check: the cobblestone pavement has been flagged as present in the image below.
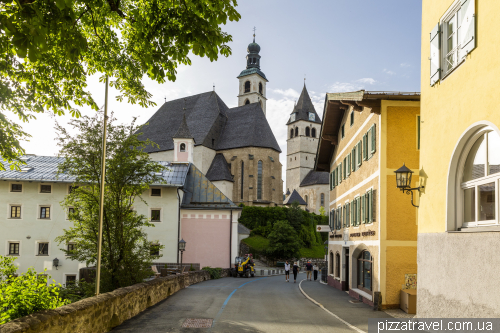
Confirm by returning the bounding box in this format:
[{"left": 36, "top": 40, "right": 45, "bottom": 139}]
[{"left": 112, "top": 274, "right": 393, "bottom": 333}]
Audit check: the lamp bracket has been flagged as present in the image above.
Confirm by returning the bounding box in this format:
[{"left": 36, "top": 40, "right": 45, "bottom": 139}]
[{"left": 400, "top": 186, "right": 424, "bottom": 208}]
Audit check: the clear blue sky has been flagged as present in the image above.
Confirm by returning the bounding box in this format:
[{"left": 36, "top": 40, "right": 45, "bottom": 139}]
[{"left": 18, "top": 0, "right": 422, "bottom": 190}]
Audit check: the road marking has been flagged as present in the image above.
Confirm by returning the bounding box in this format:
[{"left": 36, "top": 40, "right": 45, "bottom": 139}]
[
  {"left": 298, "top": 279, "right": 366, "bottom": 333},
  {"left": 209, "top": 277, "right": 267, "bottom": 331}
]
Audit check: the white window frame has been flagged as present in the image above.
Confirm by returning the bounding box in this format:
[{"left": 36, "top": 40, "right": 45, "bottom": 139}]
[
  {"left": 38, "top": 205, "right": 52, "bottom": 220},
  {"left": 353, "top": 195, "right": 361, "bottom": 228},
  {"left": 8, "top": 204, "right": 22, "bottom": 220},
  {"left": 64, "top": 273, "right": 78, "bottom": 287},
  {"left": 150, "top": 187, "right": 162, "bottom": 197},
  {"left": 35, "top": 241, "right": 50, "bottom": 256},
  {"left": 66, "top": 242, "right": 76, "bottom": 256},
  {"left": 441, "top": 0, "right": 463, "bottom": 79},
  {"left": 6, "top": 241, "right": 21, "bottom": 257},
  {"left": 9, "top": 182, "right": 23, "bottom": 193},
  {"left": 39, "top": 183, "right": 52, "bottom": 194},
  {"left": 150, "top": 208, "right": 162, "bottom": 222}
]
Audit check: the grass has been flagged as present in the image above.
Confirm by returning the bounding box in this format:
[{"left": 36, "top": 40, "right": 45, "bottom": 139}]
[{"left": 243, "top": 236, "right": 324, "bottom": 259}]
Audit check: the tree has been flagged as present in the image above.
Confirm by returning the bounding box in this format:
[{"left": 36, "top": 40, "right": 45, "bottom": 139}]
[
  {"left": 0, "top": 255, "right": 69, "bottom": 325},
  {"left": 55, "top": 112, "right": 165, "bottom": 292},
  {"left": 287, "top": 201, "right": 304, "bottom": 234},
  {"left": 0, "top": 0, "right": 241, "bottom": 169},
  {"left": 266, "top": 220, "right": 302, "bottom": 260}
]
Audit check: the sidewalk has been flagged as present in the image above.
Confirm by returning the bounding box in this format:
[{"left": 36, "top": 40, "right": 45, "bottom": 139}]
[{"left": 299, "top": 279, "right": 391, "bottom": 333}]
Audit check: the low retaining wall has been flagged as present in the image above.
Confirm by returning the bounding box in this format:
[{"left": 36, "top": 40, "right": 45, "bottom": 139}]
[{"left": 0, "top": 269, "right": 231, "bottom": 333}]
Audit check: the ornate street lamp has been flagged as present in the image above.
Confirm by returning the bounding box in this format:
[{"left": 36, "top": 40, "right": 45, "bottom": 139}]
[
  {"left": 53, "top": 258, "right": 60, "bottom": 270},
  {"left": 179, "top": 239, "right": 186, "bottom": 273},
  {"left": 394, "top": 163, "right": 424, "bottom": 208}
]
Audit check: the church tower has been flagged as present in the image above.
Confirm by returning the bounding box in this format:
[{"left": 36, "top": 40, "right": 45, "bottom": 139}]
[
  {"left": 237, "top": 33, "right": 268, "bottom": 115},
  {"left": 286, "top": 84, "right": 323, "bottom": 197}
]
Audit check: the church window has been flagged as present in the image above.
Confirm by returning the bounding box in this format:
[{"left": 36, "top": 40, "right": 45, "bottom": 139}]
[
  {"left": 321, "top": 193, "right": 325, "bottom": 207},
  {"left": 241, "top": 161, "right": 244, "bottom": 200},
  {"left": 245, "top": 99, "right": 250, "bottom": 105},
  {"left": 295, "top": 127, "right": 298, "bottom": 137},
  {"left": 244, "top": 81, "right": 250, "bottom": 93},
  {"left": 306, "top": 127, "right": 310, "bottom": 137},
  {"left": 259, "top": 82, "right": 263, "bottom": 94},
  {"left": 257, "top": 161, "right": 263, "bottom": 200},
  {"left": 305, "top": 195, "right": 309, "bottom": 206},
  {"left": 312, "top": 128, "right": 316, "bottom": 138},
  {"left": 306, "top": 156, "right": 308, "bottom": 160},
  {"left": 290, "top": 129, "right": 294, "bottom": 138},
  {"left": 180, "top": 143, "right": 186, "bottom": 152}
]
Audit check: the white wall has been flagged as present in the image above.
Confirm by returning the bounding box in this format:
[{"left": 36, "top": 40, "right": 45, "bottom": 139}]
[{"left": 150, "top": 146, "right": 216, "bottom": 175}]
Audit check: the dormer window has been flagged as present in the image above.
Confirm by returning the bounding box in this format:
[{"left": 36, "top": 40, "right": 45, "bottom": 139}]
[
  {"left": 180, "top": 143, "right": 186, "bottom": 152},
  {"left": 244, "top": 81, "right": 250, "bottom": 93}
]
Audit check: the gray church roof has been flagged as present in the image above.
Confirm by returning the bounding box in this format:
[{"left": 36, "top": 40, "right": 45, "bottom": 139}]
[
  {"left": 284, "top": 189, "right": 306, "bottom": 205},
  {"left": 216, "top": 103, "right": 281, "bottom": 152},
  {"left": 174, "top": 113, "right": 194, "bottom": 140},
  {"left": 237, "top": 68, "right": 268, "bottom": 81},
  {"left": 206, "top": 154, "right": 234, "bottom": 182},
  {"left": 138, "top": 91, "right": 280, "bottom": 153},
  {"left": 287, "top": 84, "right": 322, "bottom": 125},
  {"left": 300, "top": 170, "right": 330, "bottom": 187}
]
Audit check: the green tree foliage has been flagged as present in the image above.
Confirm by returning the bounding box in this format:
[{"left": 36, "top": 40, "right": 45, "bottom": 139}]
[
  {"left": 0, "top": 0, "right": 240, "bottom": 169},
  {"left": 266, "top": 220, "right": 302, "bottom": 260},
  {"left": 54, "top": 113, "right": 165, "bottom": 293},
  {"left": 287, "top": 201, "right": 304, "bottom": 233},
  {"left": 0, "top": 256, "right": 69, "bottom": 325}
]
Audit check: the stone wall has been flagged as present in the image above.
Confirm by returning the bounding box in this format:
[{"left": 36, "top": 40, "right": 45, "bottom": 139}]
[{"left": 0, "top": 269, "right": 231, "bottom": 333}]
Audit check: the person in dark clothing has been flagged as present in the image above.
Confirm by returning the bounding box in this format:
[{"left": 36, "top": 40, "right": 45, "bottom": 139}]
[
  {"left": 313, "top": 264, "right": 319, "bottom": 281},
  {"left": 305, "top": 261, "right": 313, "bottom": 281},
  {"left": 292, "top": 262, "right": 299, "bottom": 283}
]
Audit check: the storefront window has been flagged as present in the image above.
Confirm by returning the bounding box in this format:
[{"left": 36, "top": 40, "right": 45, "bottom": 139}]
[{"left": 357, "top": 250, "right": 372, "bottom": 292}]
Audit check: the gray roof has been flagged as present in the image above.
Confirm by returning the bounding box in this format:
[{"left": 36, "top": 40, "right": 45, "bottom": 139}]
[
  {"left": 216, "top": 103, "right": 281, "bottom": 152},
  {"left": 174, "top": 113, "right": 194, "bottom": 140},
  {"left": 138, "top": 91, "right": 280, "bottom": 153},
  {"left": 284, "top": 189, "right": 306, "bottom": 205},
  {"left": 238, "top": 223, "right": 251, "bottom": 235},
  {"left": 287, "top": 84, "right": 322, "bottom": 125},
  {"left": 237, "top": 68, "right": 268, "bottom": 81},
  {"left": 181, "top": 164, "right": 239, "bottom": 210},
  {"left": 300, "top": 170, "right": 330, "bottom": 187},
  {"left": 0, "top": 155, "right": 188, "bottom": 186},
  {"left": 206, "top": 154, "right": 234, "bottom": 182}
]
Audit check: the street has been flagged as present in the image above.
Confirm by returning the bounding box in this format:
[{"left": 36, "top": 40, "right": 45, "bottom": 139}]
[{"left": 112, "top": 273, "right": 391, "bottom": 333}]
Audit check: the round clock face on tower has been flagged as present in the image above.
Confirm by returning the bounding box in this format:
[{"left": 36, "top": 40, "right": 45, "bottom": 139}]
[{"left": 308, "top": 113, "right": 315, "bottom": 121}]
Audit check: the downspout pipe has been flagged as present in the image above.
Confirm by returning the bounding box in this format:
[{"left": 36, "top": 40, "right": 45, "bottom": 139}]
[
  {"left": 229, "top": 210, "right": 232, "bottom": 269},
  {"left": 177, "top": 187, "right": 181, "bottom": 264}
]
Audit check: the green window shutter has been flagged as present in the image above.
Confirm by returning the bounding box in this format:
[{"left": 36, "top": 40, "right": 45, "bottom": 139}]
[
  {"left": 347, "top": 203, "right": 350, "bottom": 227},
  {"left": 339, "top": 162, "right": 342, "bottom": 183},
  {"left": 357, "top": 141, "right": 362, "bottom": 167},
  {"left": 371, "top": 124, "right": 377, "bottom": 154},
  {"left": 332, "top": 170, "right": 336, "bottom": 188},
  {"left": 350, "top": 201, "right": 354, "bottom": 226},
  {"left": 339, "top": 207, "right": 342, "bottom": 230},
  {"left": 361, "top": 194, "right": 365, "bottom": 224},
  {"left": 459, "top": 0, "right": 476, "bottom": 60},
  {"left": 352, "top": 148, "right": 356, "bottom": 172},
  {"left": 430, "top": 22, "right": 440, "bottom": 86},
  {"left": 368, "top": 189, "right": 373, "bottom": 223},
  {"left": 363, "top": 134, "right": 368, "bottom": 160},
  {"left": 356, "top": 197, "right": 361, "bottom": 226},
  {"left": 343, "top": 205, "right": 346, "bottom": 228}
]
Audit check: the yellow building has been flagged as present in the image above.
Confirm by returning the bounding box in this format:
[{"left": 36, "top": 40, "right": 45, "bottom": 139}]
[
  {"left": 419, "top": 0, "right": 500, "bottom": 317},
  {"left": 315, "top": 91, "right": 420, "bottom": 309}
]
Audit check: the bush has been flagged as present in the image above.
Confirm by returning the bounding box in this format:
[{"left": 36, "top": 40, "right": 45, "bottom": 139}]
[
  {"left": 58, "top": 280, "right": 95, "bottom": 303},
  {"left": 189, "top": 264, "right": 195, "bottom": 271},
  {"left": 202, "top": 267, "right": 223, "bottom": 279},
  {"left": 266, "top": 220, "right": 302, "bottom": 260}
]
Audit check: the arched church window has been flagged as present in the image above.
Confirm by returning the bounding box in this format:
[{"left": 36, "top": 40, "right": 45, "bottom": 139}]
[
  {"left": 245, "top": 99, "right": 250, "bottom": 105},
  {"left": 257, "top": 160, "right": 263, "bottom": 200},
  {"left": 244, "top": 81, "right": 250, "bottom": 93},
  {"left": 180, "top": 143, "right": 186, "bottom": 152},
  {"left": 306, "top": 127, "right": 310, "bottom": 137},
  {"left": 321, "top": 193, "right": 325, "bottom": 207},
  {"left": 290, "top": 129, "right": 294, "bottom": 138},
  {"left": 241, "top": 161, "right": 244, "bottom": 200},
  {"left": 305, "top": 195, "right": 308, "bottom": 206},
  {"left": 312, "top": 128, "right": 316, "bottom": 138},
  {"left": 259, "top": 82, "right": 263, "bottom": 94},
  {"left": 295, "top": 127, "right": 298, "bottom": 137}
]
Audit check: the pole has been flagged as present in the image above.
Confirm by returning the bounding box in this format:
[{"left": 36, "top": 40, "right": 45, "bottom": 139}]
[
  {"left": 180, "top": 251, "right": 183, "bottom": 273},
  {"left": 95, "top": 76, "right": 109, "bottom": 296}
]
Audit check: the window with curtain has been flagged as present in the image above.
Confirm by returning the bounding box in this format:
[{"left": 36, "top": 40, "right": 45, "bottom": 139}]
[
  {"left": 257, "top": 161, "right": 263, "bottom": 200},
  {"left": 357, "top": 250, "right": 372, "bottom": 292}
]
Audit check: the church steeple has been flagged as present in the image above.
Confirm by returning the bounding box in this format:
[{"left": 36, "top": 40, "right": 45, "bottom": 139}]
[{"left": 246, "top": 30, "right": 261, "bottom": 69}]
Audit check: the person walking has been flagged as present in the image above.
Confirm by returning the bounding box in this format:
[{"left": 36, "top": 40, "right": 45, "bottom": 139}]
[
  {"left": 305, "top": 261, "right": 313, "bottom": 281},
  {"left": 292, "top": 262, "right": 299, "bottom": 283},
  {"left": 313, "top": 263, "right": 319, "bottom": 281},
  {"left": 284, "top": 261, "right": 290, "bottom": 282}
]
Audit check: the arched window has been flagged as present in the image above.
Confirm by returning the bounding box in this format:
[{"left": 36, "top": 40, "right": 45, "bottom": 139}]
[
  {"left": 257, "top": 160, "right": 263, "bottom": 200},
  {"left": 460, "top": 129, "right": 500, "bottom": 226},
  {"left": 305, "top": 127, "right": 310, "bottom": 137},
  {"left": 312, "top": 128, "right": 316, "bottom": 138},
  {"left": 305, "top": 195, "right": 308, "bottom": 206},
  {"left": 290, "top": 129, "right": 294, "bottom": 138},
  {"left": 329, "top": 252, "right": 334, "bottom": 274},
  {"left": 295, "top": 127, "right": 298, "bottom": 137},
  {"left": 357, "top": 250, "right": 372, "bottom": 292},
  {"left": 241, "top": 161, "right": 244, "bottom": 200},
  {"left": 180, "top": 143, "right": 186, "bottom": 152},
  {"left": 321, "top": 193, "right": 325, "bottom": 207},
  {"left": 259, "top": 82, "right": 263, "bottom": 94},
  {"left": 335, "top": 253, "right": 340, "bottom": 278},
  {"left": 245, "top": 99, "right": 250, "bottom": 105},
  {"left": 244, "top": 81, "right": 250, "bottom": 93}
]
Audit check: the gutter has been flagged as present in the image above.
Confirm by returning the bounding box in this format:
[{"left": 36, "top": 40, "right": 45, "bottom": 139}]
[
  {"left": 176, "top": 188, "right": 182, "bottom": 264},
  {"left": 229, "top": 210, "right": 233, "bottom": 269}
]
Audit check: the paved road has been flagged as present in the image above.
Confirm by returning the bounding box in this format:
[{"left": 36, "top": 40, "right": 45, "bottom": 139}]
[{"left": 112, "top": 273, "right": 391, "bottom": 333}]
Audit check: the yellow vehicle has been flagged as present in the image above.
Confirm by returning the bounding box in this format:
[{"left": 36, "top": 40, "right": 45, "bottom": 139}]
[{"left": 233, "top": 255, "right": 255, "bottom": 278}]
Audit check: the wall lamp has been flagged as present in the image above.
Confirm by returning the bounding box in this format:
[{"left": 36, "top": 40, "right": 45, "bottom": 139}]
[
  {"left": 53, "top": 258, "right": 61, "bottom": 270},
  {"left": 394, "top": 163, "right": 424, "bottom": 208}
]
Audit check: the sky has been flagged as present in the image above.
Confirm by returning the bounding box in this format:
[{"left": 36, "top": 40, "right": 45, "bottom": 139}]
[{"left": 11, "top": 0, "right": 422, "bottom": 191}]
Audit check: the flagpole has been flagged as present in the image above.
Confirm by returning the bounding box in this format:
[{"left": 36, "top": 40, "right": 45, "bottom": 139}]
[{"left": 95, "top": 76, "right": 109, "bottom": 296}]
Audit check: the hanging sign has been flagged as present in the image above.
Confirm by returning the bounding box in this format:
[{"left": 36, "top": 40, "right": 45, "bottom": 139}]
[{"left": 316, "top": 225, "right": 331, "bottom": 232}]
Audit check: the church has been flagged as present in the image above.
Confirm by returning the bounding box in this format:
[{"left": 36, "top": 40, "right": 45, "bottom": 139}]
[
  {"left": 138, "top": 36, "right": 283, "bottom": 207},
  {"left": 284, "top": 84, "right": 329, "bottom": 215}
]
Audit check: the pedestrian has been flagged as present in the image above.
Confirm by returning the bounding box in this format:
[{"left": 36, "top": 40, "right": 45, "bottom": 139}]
[
  {"left": 285, "top": 261, "right": 290, "bottom": 282},
  {"left": 292, "top": 262, "right": 299, "bottom": 283},
  {"left": 313, "top": 263, "right": 319, "bottom": 281},
  {"left": 306, "top": 261, "right": 313, "bottom": 281}
]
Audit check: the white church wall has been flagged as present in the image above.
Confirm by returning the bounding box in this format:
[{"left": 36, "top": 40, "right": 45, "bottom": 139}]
[
  {"left": 211, "top": 180, "right": 234, "bottom": 201},
  {"left": 238, "top": 73, "right": 267, "bottom": 115}
]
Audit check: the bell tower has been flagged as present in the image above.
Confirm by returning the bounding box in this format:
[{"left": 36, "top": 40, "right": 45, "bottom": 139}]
[{"left": 237, "top": 30, "right": 268, "bottom": 115}]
